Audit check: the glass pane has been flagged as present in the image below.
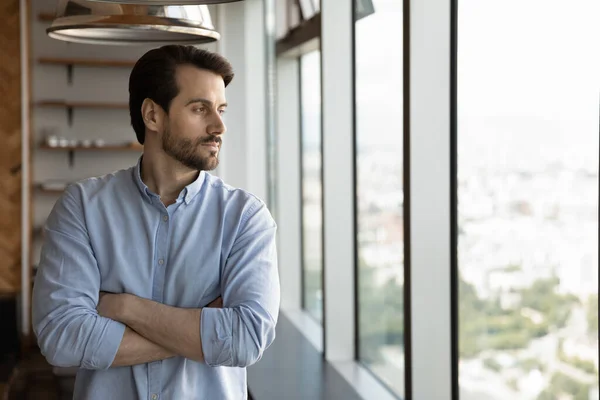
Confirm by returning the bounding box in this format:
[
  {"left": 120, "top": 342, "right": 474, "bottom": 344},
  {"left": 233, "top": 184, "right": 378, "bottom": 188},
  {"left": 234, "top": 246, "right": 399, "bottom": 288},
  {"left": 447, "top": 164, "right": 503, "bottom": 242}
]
[
  {"left": 458, "top": 1, "right": 600, "bottom": 399},
  {"left": 355, "top": 0, "right": 404, "bottom": 397},
  {"left": 300, "top": 50, "right": 323, "bottom": 323},
  {"left": 299, "top": 0, "right": 316, "bottom": 20},
  {"left": 288, "top": 0, "right": 302, "bottom": 31},
  {"left": 311, "top": 0, "right": 320, "bottom": 14}
]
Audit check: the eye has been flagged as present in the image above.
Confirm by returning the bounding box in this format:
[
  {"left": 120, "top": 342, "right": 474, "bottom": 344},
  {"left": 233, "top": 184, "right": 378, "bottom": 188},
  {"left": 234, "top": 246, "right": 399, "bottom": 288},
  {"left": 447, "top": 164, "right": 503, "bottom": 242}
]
[
  {"left": 193, "top": 107, "right": 206, "bottom": 113},
  {"left": 218, "top": 109, "right": 227, "bottom": 116}
]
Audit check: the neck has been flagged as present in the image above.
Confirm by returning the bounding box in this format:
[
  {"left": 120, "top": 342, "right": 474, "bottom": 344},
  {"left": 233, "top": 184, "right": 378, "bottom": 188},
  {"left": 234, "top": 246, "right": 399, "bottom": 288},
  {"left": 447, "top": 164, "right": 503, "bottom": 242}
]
[{"left": 140, "top": 140, "right": 199, "bottom": 204}]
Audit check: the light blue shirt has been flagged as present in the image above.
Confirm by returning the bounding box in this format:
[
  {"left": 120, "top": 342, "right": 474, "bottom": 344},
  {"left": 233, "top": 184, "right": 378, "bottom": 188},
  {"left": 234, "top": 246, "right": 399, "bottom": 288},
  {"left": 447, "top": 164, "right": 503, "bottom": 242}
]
[{"left": 32, "top": 157, "right": 280, "bottom": 400}]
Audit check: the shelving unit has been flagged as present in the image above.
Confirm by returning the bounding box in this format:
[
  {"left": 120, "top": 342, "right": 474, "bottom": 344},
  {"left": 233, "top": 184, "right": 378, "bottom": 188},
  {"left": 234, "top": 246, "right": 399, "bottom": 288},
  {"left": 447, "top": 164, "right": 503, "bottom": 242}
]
[
  {"left": 36, "top": 100, "right": 129, "bottom": 110},
  {"left": 35, "top": 100, "right": 130, "bottom": 125},
  {"left": 36, "top": 187, "right": 66, "bottom": 195},
  {"left": 39, "top": 143, "right": 141, "bottom": 151},
  {"left": 39, "top": 143, "right": 142, "bottom": 167},
  {"left": 38, "top": 57, "right": 136, "bottom": 68},
  {"left": 38, "top": 57, "right": 136, "bottom": 84},
  {"left": 35, "top": 182, "right": 68, "bottom": 193},
  {"left": 23, "top": 2, "right": 153, "bottom": 348},
  {"left": 21, "top": 0, "right": 192, "bottom": 352}
]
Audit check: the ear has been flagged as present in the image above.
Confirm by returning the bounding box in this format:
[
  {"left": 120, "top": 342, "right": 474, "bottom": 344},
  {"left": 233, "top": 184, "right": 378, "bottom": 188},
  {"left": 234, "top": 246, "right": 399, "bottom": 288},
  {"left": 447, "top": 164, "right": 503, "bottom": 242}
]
[{"left": 141, "top": 98, "right": 166, "bottom": 132}]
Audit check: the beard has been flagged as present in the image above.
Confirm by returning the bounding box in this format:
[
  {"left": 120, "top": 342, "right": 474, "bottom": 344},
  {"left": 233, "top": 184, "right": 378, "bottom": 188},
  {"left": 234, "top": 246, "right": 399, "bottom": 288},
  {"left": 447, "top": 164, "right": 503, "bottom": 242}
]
[{"left": 161, "top": 125, "right": 220, "bottom": 171}]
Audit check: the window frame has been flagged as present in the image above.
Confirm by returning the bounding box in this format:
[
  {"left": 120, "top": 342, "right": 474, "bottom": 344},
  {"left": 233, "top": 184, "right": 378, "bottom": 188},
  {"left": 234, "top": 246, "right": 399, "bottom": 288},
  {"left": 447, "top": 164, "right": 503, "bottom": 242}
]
[
  {"left": 272, "top": 0, "right": 599, "bottom": 396},
  {"left": 352, "top": 0, "right": 411, "bottom": 398},
  {"left": 298, "top": 49, "right": 325, "bottom": 323},
  {"left": 274, "top": 5, "right": 325, "bottom": 350},
  {"left": 450, "top": 1, "right": 459, "bottom": 398},
  {"left": 273, "top": 0, "right": 455, "bottom": 398},
  {"left": 450, "top": 1, "right": 600, "bottom": 399}
]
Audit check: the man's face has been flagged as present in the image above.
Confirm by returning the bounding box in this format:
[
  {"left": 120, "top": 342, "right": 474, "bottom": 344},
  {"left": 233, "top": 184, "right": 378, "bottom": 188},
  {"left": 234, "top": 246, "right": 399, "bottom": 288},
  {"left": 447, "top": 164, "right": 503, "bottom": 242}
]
[{"left": 160, "top": 64, "right": 227, "bottom": 171}]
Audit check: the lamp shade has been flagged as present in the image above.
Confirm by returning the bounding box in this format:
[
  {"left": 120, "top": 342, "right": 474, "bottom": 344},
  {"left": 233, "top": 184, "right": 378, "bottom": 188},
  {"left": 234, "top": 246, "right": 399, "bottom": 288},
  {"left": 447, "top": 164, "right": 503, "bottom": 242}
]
[
  {"left": 87, "top": 0, "right": 241, "bottom": 4},
  {"left": 47, "top": 0, "right": 220, "bottom": 45}
]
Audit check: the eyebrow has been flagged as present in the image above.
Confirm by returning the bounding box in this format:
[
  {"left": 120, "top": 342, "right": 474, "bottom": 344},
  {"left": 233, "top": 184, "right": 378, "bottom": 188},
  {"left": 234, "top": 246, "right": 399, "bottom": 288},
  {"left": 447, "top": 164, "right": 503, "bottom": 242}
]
[{"left": 185, "top": 98, "right": 228, "bottom": 108}]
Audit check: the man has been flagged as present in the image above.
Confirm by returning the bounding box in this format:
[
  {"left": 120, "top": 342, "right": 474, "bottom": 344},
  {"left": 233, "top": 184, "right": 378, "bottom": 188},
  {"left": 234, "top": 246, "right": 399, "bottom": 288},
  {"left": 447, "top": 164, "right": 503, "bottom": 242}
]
[{"left": 32, "top": 45, "right": 280, "bottom": 400}]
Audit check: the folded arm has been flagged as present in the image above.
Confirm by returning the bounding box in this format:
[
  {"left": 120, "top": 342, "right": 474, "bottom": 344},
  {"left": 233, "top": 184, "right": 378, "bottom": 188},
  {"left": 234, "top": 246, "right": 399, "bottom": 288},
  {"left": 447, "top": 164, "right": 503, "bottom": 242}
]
[
  {"left": 100, "top": 201, "right": 281, "bottom": 368},
  {"left": 111, "top": 327, "right": 175, "bottom": 367},
  {"left": 32, "top": 186, "right": 174, "bottom": 369}
]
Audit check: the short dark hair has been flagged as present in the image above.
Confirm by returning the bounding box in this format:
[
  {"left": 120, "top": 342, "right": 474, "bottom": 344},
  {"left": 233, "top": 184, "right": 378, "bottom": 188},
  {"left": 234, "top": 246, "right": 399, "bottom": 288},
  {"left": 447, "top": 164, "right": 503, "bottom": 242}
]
[{"left": 129, "top": 45, "right": 234, "bottom": 144}]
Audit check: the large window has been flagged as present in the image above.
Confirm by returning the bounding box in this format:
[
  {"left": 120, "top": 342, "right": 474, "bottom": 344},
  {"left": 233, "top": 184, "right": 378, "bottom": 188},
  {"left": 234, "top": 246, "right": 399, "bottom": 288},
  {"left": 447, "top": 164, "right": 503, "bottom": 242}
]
[
  {"left": 458, "top": 1, "right": 599, "bottom": 399},
  {"left": 298, "top": 0, "right": 320, "bottom": 20},
  {"left": 355, "top": 0, "right": 404, "bottom": 396},
  {"left": 300, "top": 50, "right": 323, "bottom": 322}
]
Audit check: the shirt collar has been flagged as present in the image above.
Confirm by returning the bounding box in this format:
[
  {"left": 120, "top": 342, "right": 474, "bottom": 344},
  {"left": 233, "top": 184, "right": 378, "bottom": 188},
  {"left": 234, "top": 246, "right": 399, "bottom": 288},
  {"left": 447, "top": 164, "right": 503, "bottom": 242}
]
[{"left": 132, "top": 155, "right": 207, "bottom": 205}]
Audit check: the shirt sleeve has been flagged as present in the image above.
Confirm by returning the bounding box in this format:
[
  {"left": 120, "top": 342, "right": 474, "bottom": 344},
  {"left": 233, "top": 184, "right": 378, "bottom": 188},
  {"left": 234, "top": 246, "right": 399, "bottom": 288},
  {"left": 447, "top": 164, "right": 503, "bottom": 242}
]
[
  {"left": 32, "top": 185, "right": 126, "bottom": 370},
  {"left": 200, "top": 200, "right": 280, "bottom": 368}
]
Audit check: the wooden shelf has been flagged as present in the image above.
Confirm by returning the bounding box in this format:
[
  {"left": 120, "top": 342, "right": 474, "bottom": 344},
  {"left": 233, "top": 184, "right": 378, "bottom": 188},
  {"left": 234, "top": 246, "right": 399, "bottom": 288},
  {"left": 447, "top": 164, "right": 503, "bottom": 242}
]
[
  {"left": 36, "top": 100, "right": 129, "bottom": 110},
  {"left": 39, "top": 144, "right": 143, "bottom": 151},
  {"left": 38, "top": 12, "right": 55, "bottom": 22},
  {"left": 38, "top": 143, "right": 142, "bottom": 168},
  {"left": 36, "top": 186, "right": 66, "bottom": 194},
  {"left": 38, "top": 57, "right": 136, "bottom": 68}
]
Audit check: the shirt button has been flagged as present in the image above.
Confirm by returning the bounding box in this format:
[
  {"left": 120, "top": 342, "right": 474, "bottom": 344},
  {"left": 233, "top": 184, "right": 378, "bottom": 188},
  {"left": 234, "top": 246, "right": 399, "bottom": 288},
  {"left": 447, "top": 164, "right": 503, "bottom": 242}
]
[
  {"left": 158, "top": 259, "right": 164, "bottom": 265},
  {"left": 151, "top": 394, "right": 158, "bottom": 400},
  {"left": 163, "top": 215, "right": 168, "bottom": 222}
]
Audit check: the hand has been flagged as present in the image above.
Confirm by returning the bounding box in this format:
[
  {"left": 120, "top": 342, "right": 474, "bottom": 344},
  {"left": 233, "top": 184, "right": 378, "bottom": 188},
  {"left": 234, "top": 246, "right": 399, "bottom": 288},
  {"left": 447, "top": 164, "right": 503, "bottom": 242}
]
[
  {"left": 97, "top": 292, "right": 129, "bottom": 321},
  {"left": 207, "top": 296, "right": 222, "bottom": 308}
]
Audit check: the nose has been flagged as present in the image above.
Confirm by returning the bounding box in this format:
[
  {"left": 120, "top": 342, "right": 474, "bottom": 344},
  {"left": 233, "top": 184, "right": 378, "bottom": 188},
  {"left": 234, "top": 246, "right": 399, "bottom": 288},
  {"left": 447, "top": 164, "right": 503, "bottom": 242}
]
[{"left": 208, "top": 113, "right": 226, "bottom": 137}]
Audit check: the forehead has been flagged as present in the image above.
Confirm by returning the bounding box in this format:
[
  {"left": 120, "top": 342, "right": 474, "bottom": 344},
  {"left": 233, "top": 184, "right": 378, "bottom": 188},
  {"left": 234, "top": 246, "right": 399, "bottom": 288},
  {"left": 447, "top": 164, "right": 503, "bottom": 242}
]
[{"left": 174, "top": 64, "right": 226, "bottom": 99}]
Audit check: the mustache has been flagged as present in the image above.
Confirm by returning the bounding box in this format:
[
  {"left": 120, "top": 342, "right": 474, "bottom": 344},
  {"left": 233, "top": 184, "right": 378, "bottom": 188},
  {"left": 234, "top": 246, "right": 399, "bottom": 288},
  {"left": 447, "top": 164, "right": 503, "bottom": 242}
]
[{"left": 199, "top": 136, "right": 222, "bottom": 145}]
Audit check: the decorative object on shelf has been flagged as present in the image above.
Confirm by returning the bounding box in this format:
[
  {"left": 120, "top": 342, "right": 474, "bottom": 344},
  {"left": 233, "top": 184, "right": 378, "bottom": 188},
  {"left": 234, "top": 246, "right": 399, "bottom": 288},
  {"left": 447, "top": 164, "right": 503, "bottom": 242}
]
[
  {"left": 40, "top": 135, "right": 143, "bottom": 167},
  {"left": 37, "top": 181, "right": 70, "bottom": 193},
  {"left": 42, "top": 132, "right": 81, "bottom": 149},
  {"left": 40, "top": 138, "right": 142, "bottom": 149},
  {"left": 47, "top": 0, "right": 220, "bottom": 46}
]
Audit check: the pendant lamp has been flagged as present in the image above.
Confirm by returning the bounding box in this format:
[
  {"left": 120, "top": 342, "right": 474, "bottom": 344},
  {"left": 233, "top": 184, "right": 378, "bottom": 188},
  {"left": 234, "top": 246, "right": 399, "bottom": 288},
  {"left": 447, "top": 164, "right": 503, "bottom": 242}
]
[
  {"left": 47, "top": 0, "right": 220, "bottom": 45},
  {"left": 87, "top": 0, "right": 241, "bottom": 4}
]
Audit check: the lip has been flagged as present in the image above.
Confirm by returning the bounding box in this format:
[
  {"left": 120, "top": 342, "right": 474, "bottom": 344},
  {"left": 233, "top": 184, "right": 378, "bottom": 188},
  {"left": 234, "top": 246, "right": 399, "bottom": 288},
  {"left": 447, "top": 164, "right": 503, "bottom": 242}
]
[{"left": 201, "top": 142, "right": 220, "bottom": 150}]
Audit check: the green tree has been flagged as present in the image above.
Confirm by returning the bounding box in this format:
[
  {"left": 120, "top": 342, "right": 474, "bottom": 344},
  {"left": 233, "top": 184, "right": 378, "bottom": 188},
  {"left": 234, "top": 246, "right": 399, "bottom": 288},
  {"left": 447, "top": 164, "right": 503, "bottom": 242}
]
[
  {"left": 304, "top": 268, "right": 322, "bottom": 316},
  {"left": 536, "top": 372, "right": 592, "bottom": 400},
  {"left": 558, "top": 350, "right": 598, "bottom": 376},
  {"left": 459, "top": 274, "right": 542, "bottom": 357},
  {"left": 358, "top": 258, "right": 403, "bottom": 363},
  {"left": 519, "top": 358, "right": 545, "bottom": 373},
  {"left": 483, "top": 357, "right": 502, "bottom": 372},
  {"left": 520, "top": 277, "right": 579, "bottom": 329},
  {"left": 506, "top": 377, "right": 519, "bottom": 391}
]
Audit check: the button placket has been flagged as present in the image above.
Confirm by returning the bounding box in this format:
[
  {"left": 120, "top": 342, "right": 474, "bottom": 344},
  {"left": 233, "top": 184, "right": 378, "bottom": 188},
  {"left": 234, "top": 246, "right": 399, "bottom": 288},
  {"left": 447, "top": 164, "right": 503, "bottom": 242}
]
[{"left": 149, "top": 211, "right": 169, "bottom": 400}]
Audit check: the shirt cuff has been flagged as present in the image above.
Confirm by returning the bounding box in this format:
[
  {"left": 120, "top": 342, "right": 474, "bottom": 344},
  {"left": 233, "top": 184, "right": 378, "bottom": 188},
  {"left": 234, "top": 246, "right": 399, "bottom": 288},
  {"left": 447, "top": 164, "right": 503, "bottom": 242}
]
[
  {"left": 82, "top": 317, "right": 126, "bottom": 370},
  {"left": 200, "top": 308, "right": 233, "bottom": 367}
]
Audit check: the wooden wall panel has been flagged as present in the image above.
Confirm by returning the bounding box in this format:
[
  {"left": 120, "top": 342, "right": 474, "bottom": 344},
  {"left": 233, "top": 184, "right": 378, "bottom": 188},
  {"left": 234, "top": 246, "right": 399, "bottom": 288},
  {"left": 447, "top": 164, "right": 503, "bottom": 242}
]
[{"left": 0, "top": 0, "right": 22, "bottom": 294}]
